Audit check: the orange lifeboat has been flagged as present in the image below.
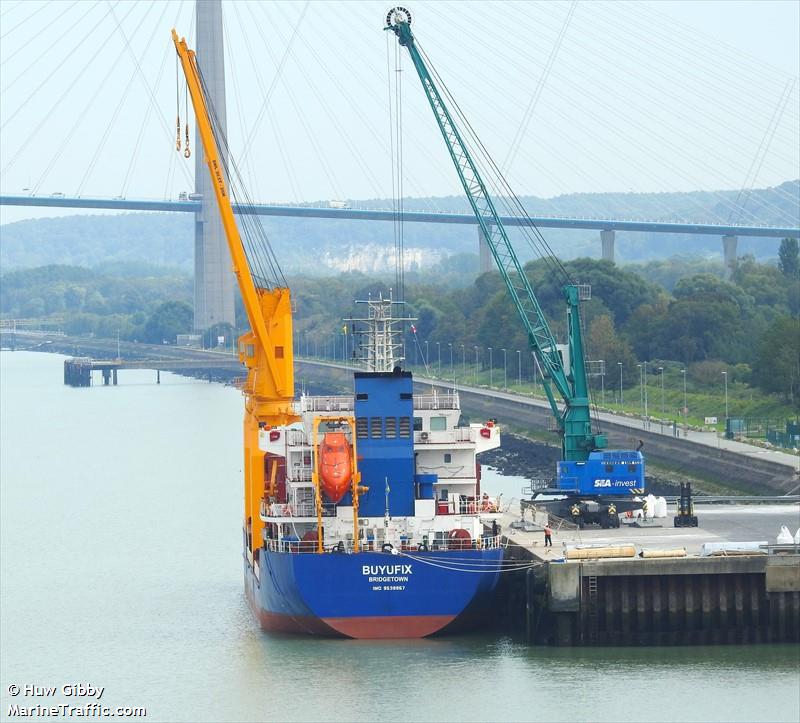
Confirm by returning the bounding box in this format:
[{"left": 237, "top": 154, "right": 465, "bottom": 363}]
[{"left": 319, "top": 431, "right": 352, "bottom": 503}]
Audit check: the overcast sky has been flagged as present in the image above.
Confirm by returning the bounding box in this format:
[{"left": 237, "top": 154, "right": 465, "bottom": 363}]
[{"left": 1, "top": 0, "right": 798, "bottom": 225}]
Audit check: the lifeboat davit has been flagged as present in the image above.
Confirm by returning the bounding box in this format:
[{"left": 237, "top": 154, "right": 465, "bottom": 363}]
[{"left": 319, "top": 432, "right": 352, "bottom": 503}]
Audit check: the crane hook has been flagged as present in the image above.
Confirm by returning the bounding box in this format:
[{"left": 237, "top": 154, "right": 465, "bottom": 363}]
[{"left": 184, "top": 123, "right": 191, "bottom": 158}]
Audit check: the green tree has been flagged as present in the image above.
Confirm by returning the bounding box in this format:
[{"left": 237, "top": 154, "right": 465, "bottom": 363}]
[
  {"left": 586, "top": 314, "right": 639, "bottom": 387},
  {"left": 143, "top": 301, "right": 193, "bottom": 344},
  {"left": 752, "top": 316, "right": 800, "bottom": 407},
  {"left": 778, "top": 238, "right": 799, "bottom": 277}
]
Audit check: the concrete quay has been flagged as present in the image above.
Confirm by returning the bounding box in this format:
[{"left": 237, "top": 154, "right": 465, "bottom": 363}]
[{"left": 496, "top": 503, "right": 800, "bottom": 645}]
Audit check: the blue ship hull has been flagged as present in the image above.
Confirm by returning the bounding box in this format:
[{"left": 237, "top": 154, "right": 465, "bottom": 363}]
[{"left": 245, "top": 547, "right": 504, "bottom": 638}]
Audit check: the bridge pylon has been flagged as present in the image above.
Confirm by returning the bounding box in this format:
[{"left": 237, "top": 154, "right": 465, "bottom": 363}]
[{"left": 193, "top": 0, "right": 235, "bottom": 332}]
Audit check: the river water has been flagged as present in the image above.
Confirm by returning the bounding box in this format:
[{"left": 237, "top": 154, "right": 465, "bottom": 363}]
[{"left": 1, "top": 351, "right": 798, "bottom": 723}]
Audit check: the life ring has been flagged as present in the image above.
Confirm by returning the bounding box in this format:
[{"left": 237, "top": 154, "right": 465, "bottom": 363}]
[{"left": 382, "top": 542, "right": 394, "bottom": 553}]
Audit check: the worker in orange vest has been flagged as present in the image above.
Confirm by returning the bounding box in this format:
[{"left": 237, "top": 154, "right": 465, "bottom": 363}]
[{"left": 544, "top": 524, "right": 553, "bottom": 547}]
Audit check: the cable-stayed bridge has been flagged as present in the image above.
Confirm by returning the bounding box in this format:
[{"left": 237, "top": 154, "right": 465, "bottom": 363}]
[{"left": 2, "top": 1, "right": 798, "bottom": 331}]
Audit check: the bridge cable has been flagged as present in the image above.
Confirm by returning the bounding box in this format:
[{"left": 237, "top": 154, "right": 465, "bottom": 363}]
[
  {"left": 21, "top": 2, "right": 143, "bottom": 192},
  {"left": 195, "top": 63, "right": 286, "bottom": 290},
  {"left": 229, "top": 2, "right": 301, "bottom": 202},
  {"left": 105, "top": 1, "right": 193, "bottom": 187},
  {"left": 120, "top": 2, "right": 184, "bottom": 199},
  {"left": 1, "top": 0, "right": 121, "bottom": 133},
  {"left": 728, "top": 79, "right": 797, "bottom": 226},
  {"left": 415, "top": 40, "right": 571, "bottom": 286},
  {"left": 240, "top": 1, "right": 308, "bottom": 157},
  {"left": 0, "top": 0, "right": 80, "bottom": 67},
  {"left": 453, "top": 1, "right": 797, "bottom": 225},
  {"left": 75, "top": 1, "right": 168, "bottom": 197},
  {"left": 0, "top": 0, "right": 49, "bottom": 40},
  {"left": 244, "top": 1, "right": 344, "bottom": 201},
  {"left": 501, "top": 0, "right": 577, "bottom": 175}
]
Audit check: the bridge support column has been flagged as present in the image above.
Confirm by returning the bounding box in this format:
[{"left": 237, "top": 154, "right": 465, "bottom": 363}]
[
  {"left": 193, "top": 0, "right": 235, "bottom": 332},
  {"left": 479, "top": 224, "right": 494, "bottom": 274},
  {"left": 722, "top": 235, "right": 738, "bottom": 279},
  {"left": 601, "top": 229, "right": 616, "bottom": 263}
]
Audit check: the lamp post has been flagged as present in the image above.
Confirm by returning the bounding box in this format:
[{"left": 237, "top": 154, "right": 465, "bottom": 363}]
[
  {"left": 637, "top": 363, "right": 644, "bottom": 427},
  {"left": 532, "top": 351, "right": 538, "bottom": 393},
  {"left": 461, "top": 343, "right": 466, "bottom": 379},
  {"left": 474, "top": 345, "right": 479, "bottom": 382},
  {"left": 722, "top": 370, "right": 728, "bottom": 429},
  {"left": 618, "top": 361, "right": 623, "bottom": 407},
  {"left": 436, "top": 341, "right": 441, "bottom": 377},
  {"left": 516, "top": 350, "right": 522, "bottom": 389},
  {"left": 501, "top": 348, "right": 507, "bottom": 391},
  {"left": 425, "top": 340, "right": 429, "bottom": 368},
  {"left": 448, "top": 342, "right": 453, "bottom": 378},
  {"left": 488, "top": 347, "right": 493, "bottom": 387},
  {"left": 643, "top": 360, "right": 649, "bottom": 429},
  {"left": 599, "top": 359, "right": 605, "bottom": 406},
  {"left": 659, "top": 366, "right": 665, "bottom": 415},
  {"left": 116, "top": 329, "right": 121, "bottom": 361},
  {"left": 681, "top": 368, "right": 687, "bottom": 437}
]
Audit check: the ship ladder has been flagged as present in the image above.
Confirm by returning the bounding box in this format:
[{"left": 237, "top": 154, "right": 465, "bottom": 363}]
[{"left": 586, "top": 575, "right": 599, "bottom": 645}]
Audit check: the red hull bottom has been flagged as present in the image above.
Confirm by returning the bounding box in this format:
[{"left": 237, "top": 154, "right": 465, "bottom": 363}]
[
  {"left": 247, "top": 583, "right": 457, "bottom": 638},
  {"left": 257, "top": 610, "right": 457, "bottom": 639}
]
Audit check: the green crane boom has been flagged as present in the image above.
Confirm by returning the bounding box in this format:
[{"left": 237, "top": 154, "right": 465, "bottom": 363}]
[{"left": 386, "top": 7, "right": 606, "bottom": 462}]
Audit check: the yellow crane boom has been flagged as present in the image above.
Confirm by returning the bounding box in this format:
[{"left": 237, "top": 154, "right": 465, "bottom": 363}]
[
  {"left": 172, "top": 29, "right": 296, "bottom": 425},
  {"left": 172, "top": 29, "right": 298, "bottom": 557}
]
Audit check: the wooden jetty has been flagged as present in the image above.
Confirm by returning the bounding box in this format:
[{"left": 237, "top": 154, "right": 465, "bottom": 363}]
[{"left": 63, "top": 356, "right": 240, "bottom": 386}]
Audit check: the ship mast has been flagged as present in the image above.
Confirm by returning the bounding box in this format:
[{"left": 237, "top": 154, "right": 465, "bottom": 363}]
[{"left": 344, "top": 292, "right": 415, "bottom": 373}]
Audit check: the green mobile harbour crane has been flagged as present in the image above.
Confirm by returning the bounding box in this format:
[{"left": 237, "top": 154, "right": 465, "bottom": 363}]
[{"left": 386, "top": 7, "right": 645, "bottom": 527}]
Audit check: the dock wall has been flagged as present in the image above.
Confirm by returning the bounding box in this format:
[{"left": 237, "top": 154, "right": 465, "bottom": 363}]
[{"left": 505, "top": 548, "right": 800, "bottom": 646}]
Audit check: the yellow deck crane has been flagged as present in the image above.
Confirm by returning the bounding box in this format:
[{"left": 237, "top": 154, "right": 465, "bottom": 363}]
[{"left": 172, "top": 30, "right": 298, "bottom": 560}]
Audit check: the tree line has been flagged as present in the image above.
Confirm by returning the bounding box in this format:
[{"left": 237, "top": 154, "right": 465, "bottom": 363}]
[{"left": 1, "top": 241, "right": 797, "bottom": 407}]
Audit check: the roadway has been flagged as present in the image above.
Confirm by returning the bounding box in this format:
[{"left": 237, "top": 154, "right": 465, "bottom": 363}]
[
  {"left": 2, "top": 194, "right": 798, "bottom": 238},
  {"left": 3, "top": 333, "right": 797, "bottom": 492},
  {"left": 295, "top": 358, "right": 799, "bottom": 494},
  {"left": 298, "top": 357, "right": 799, "bottom": 471}
]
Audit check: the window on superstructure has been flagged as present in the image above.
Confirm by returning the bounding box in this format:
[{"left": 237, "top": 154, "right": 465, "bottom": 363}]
[
  {"left": 385, "top": 417, "right": 397, "bottom": 438},
  {"left": 370, "top": 417, "right": 383, "bottom": 439},
  {"left": 356, "top": 417, "right": 368, "bottom": 439},
  {"left": 413, "top": 416, "right": 423, "bottom": 431},
  {"left": 399, "top": 417, "right": 411, "bottom": 438},
  {"left": 430, "top": 416, "right": 446, "bottom": 431},
  {"left": 444, "top": 453, "right": 452, "bottom": 463}
]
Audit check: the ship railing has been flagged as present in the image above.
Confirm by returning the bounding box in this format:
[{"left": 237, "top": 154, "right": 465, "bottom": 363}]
[
  {"left": 300, "top": 395, "right": 354, "bottom": 413},
  {"left": 288, "top": 467, "right": 313, "bottom": 482},
  {"left": 456, "top": 498, "right": 501, "bottom": 515},
  {"left": 415, "top": 427, "right": 475, "bottom": 445},
  {"left": 413, "top": 392, "right": 460, "bottom": 410},
  {"left": 262, "top": 500, "right": 337, "bottom": 518},
  {"left": 262, "top": 533, "right": 503, "bottom": 554},
  {"left": 285, "top": 429, "right": 307, "bottom": 446}
]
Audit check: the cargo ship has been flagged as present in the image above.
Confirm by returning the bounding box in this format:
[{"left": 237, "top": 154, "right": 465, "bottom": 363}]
[
  {"left": 173, "top": 30, "right": 503, "bottom": 639},
  {"left": 244, "top": 296, "right": 505, "bottom": 638}
]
